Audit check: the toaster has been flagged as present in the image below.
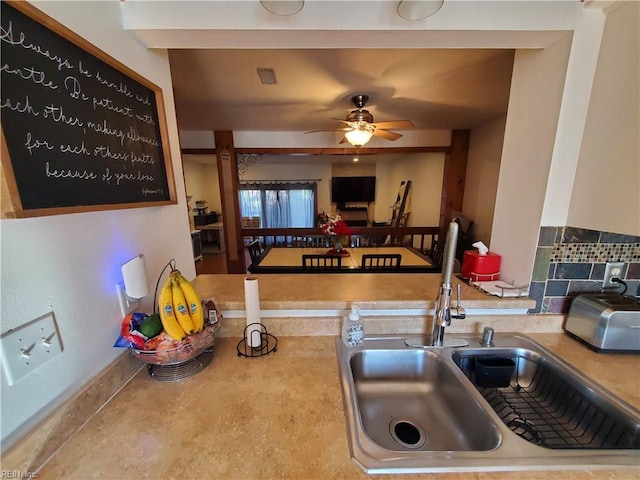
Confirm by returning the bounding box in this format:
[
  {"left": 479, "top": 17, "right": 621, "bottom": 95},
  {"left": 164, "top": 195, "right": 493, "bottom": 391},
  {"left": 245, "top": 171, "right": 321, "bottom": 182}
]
[{"left": 565, "top": 293, "right": 640, "bottom": 352}]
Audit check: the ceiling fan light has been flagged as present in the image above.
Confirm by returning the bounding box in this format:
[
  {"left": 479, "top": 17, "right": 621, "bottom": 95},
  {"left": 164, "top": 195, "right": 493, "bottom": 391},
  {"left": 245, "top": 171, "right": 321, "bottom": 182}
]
[
  {"left": 397, "top": 0, "right": 444, "bottom": 21},
  {"left": 260, "top": 0, "right": 304, "bottom": 16},
  {"left": 345, "top": 129, "right": 373, "bottom": 147}
]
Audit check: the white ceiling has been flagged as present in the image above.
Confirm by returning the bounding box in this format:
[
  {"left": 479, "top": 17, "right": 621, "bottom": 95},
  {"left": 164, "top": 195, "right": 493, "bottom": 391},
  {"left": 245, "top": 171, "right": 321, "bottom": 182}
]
[
  {"left": 168, "top": 48, "right": 515, "bottom": 135},
  {"left": 119, "top": 0, "right": 594, "bottom": 145}
]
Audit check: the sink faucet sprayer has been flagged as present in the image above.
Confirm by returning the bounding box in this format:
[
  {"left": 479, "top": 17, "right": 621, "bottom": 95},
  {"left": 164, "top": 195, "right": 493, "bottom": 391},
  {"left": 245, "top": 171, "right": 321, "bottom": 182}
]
[{"left": 431, "top": 220, "right": 466, "bottom": 347}]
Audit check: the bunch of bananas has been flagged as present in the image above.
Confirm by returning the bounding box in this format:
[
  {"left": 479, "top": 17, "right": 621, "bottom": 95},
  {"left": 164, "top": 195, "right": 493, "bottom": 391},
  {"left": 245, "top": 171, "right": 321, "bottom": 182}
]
[{"left": 158, "top": 269, "right": 203, "bottom": 341}]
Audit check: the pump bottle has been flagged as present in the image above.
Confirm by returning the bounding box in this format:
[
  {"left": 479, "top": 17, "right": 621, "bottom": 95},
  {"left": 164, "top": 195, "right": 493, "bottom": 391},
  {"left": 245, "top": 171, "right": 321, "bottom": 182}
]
[{"left": 342, "top": 305, "right": 364, "bottom": 347}]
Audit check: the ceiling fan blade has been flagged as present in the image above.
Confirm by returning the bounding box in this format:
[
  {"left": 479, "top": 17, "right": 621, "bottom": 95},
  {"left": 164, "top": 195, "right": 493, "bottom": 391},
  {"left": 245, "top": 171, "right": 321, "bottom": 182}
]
[
  {"left": 339, "top": 136, "right": 348, "bottom": 144},
  {"left": 305, "top": 127, "right": 352, "bottom": 134},
  {"left": 371, "top": 120, "right": 414, "bottom": 130},
  {"left": 373, "top": 129, "right": 402, "bottom": 141},
  {"left": 331, "top": 118, "right": 355, "bottom": 127}
]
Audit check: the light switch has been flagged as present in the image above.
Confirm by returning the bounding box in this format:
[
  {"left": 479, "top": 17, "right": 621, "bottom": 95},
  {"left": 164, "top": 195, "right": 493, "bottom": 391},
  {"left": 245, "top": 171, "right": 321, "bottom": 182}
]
[{"left": 0, "top": 312, "right": 63, "bottom": 385}]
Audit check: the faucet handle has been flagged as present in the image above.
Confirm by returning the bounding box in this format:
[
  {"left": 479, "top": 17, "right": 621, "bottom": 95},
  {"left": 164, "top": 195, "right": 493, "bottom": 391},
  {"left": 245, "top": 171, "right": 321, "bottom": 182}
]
[
  {"left": 452, "top": 284, "right": 466, "bottom": 319},
  {"left": 480, "top": 326, "right": 495, "bottom": 347}
]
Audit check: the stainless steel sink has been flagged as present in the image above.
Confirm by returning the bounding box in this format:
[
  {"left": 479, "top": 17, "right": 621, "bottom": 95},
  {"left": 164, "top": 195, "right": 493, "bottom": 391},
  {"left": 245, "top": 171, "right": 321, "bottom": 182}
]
[
  {"left": 350, "top": 349, "right": 500, "bottom": 452},
  {"left": 452, "top": 346, "right": 640, "bottom": 451},
  {"left": 336, "top": 334, "right": 640, "bottom": 474}
]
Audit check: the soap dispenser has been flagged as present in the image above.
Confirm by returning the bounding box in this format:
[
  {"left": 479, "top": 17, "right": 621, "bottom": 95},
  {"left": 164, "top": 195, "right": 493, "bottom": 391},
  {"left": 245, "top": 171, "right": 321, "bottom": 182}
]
[{"left": 342, "top": 305, "right": 364, "bottom": 347}]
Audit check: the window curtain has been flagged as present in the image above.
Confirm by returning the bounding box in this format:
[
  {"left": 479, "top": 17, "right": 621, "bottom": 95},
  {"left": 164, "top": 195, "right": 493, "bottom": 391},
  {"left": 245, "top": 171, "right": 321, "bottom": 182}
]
[
  {"left": 264, "top": 190, "right": 290, "bottom": 228},
  {"left": 239, "top": 182, "right": 317, "bottom": 229}
]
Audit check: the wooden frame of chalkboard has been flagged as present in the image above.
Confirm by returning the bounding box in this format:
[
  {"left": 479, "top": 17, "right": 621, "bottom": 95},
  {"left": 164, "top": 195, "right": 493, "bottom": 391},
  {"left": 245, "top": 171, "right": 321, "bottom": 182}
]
[{"left": 0, "top": 1, "right": 177, "bottom": 218}]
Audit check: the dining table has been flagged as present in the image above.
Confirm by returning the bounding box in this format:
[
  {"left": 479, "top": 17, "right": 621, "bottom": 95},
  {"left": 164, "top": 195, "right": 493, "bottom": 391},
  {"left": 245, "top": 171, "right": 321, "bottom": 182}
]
[{"left": 248, "top": 245, "right": 439, "bottom": 273}]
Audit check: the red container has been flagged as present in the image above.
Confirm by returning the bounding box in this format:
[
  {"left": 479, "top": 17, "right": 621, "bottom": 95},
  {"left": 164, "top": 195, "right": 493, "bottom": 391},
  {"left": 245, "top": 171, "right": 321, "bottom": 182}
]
[{"left": 462, "top": 251, "right": 501, "bottom": 282}]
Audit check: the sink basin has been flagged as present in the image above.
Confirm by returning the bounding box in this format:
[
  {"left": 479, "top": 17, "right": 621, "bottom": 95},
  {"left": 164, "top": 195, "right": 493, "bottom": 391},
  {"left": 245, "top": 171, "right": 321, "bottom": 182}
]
[
  {"left": 351, "top": 349, "right": 500, "bottom": 451},
  {"left": 452, "top": 347, "right": 640, "bottom": 451},
  {"left": 336, "top": 334, "right": 640, "bottom": 474}
]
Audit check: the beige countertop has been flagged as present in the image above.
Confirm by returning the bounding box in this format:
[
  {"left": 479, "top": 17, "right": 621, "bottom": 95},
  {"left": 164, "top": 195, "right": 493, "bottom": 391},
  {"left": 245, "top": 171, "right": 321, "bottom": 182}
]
[
  {"left": 194, "top": 273, "right": 536, "bottom": 311},
  {"left": 37, "top": 333, "right": 640, "bottom": 480}
]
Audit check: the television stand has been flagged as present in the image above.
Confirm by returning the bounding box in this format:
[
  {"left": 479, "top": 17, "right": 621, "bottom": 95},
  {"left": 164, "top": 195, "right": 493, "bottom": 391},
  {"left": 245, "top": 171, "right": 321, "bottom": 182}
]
[{"left": 340, "top": 206, "right": 368, "bottom": 227}]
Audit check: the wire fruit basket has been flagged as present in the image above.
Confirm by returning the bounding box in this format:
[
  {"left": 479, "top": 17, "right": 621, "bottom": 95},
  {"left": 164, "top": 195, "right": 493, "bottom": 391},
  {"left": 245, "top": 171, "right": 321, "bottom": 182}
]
[{"left": 130, "top": 323, "right": 219, "bottom": 366}]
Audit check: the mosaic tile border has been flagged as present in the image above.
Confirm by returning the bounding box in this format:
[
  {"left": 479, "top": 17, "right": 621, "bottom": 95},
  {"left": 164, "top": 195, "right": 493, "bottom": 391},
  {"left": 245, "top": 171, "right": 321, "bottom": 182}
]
[{"left": 551, "top": 243, "right": 640, "bottom": 263}]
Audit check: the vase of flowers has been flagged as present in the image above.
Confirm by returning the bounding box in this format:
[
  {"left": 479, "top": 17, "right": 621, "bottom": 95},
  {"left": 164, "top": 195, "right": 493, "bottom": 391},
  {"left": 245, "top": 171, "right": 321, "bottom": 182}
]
[{"left": 318, "top": 212, "right": 352, "bottom": 256}]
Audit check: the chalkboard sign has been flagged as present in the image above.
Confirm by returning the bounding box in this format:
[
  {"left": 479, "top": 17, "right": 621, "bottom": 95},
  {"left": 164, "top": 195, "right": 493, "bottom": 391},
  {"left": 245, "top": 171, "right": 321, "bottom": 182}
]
[{"left": 0, "top": 1, "right": 177, "bottom": 217}]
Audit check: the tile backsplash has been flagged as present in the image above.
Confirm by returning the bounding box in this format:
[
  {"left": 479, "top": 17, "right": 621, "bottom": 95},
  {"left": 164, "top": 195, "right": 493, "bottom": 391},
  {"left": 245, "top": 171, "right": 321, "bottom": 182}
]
[{"left": 529, "top": 227, "right": 640, "bottom": 313}]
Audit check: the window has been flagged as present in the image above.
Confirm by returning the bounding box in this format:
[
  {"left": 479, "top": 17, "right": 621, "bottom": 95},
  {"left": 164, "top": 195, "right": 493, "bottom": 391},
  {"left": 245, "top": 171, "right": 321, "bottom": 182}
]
[{"left": 239, "top": 182, "right": 317, "bottom": 229}]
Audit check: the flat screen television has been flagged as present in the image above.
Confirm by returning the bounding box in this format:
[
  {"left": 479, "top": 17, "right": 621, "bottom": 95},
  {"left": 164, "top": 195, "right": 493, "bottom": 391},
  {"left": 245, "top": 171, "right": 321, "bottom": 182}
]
[{"left": 331, "top": 176, "right": 376, "bottom": 204}]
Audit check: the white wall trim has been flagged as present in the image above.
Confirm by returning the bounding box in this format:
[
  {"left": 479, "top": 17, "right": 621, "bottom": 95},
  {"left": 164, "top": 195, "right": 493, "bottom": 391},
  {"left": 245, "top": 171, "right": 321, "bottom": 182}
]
[
  {"left": 221, "top": 308, "right": 530, "bottom": 318},
  {"left": 540, "top": 9, "right": 606, "bottom": 226}
]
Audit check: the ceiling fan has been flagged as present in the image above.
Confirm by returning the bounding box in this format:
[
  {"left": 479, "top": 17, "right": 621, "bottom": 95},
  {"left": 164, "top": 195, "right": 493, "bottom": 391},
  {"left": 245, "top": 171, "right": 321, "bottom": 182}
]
[{"left": 306, "top": 95, "right": 414, "bottom": 147}]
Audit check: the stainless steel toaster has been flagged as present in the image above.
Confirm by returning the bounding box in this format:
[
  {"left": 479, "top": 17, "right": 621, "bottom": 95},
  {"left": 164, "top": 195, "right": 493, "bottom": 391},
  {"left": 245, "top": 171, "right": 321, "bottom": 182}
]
[{"left": 565, "top": 293, "right": 640, "bottom": 352}]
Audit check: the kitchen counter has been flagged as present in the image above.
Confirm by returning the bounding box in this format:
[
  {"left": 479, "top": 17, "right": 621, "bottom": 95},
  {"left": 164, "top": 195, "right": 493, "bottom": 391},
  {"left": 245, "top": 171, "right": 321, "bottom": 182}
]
[
  {"left": 194, "top": 273, "right": 536, "bottom": 311},
  {"left": 36, "top": 333, "right": 640, "bottom": 480},
  {"left": 194, "top": 273, "right": 549, "bottom": 339}
]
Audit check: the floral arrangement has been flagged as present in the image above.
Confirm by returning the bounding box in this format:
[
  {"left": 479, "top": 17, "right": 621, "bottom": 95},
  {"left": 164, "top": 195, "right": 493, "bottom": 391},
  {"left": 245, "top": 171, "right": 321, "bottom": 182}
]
[{"left": 318, "top": 212, "right": 352, "bottom": 237}]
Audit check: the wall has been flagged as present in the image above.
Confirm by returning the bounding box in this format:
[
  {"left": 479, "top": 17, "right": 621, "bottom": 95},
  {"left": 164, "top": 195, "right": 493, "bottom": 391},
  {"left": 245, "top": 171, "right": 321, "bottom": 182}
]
[
  {"left": 527, "top": 3, "right": 640, "bottom": 313},
  {"left": 183, "top": 156, "right": 222, "bottom": 215},
  {"left": 540, "top": 9, "right": 606, "bottom": 228},
  {"left": 567, "top": 2, "right": 640, "bottom": 236},
  {"left": 529, "top": 227, "right": 640, "bottom": 313},
  {"left": 376, "top": 153, "right": 445, "bottom": 227},
  {"left": 490, "top": 34, "right": 572, "bottom": 285},
  {"left": 0, "top": 1, "right": 193, "bottom": 448},
  {"left": 186, "top": 154, "right": 446, "bottom": 228},
  {"left": 464, "top": 115, "right": 507, "bottom": 246}
]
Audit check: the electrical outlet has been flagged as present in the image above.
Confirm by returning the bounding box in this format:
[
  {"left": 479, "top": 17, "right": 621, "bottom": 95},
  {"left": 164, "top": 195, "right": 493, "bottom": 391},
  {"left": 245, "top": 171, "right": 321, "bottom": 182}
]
[
  {"left": 0, "top": 312, "right": 63, "bottom": 385},
  {"left": 603, "top": 262, "right": 625, "bottom": 289},
  {"left": 116, "top": 282, "right": 140, "bottom": 318}
]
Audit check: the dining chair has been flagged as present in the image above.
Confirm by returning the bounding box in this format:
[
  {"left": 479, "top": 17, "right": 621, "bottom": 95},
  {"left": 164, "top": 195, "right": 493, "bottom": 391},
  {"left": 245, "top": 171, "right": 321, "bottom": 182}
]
[
  {"left": 361, "top": 253, "right": 402, "bottom": 270},
  {"left": 427, "top": 240, "right": 444, "bottom": 267},
  {"left": 302, "top": 254, "right": 342, "bottom": 271},
  {"left": 247, "top": 239, "right": 263, "bottom": 265}
]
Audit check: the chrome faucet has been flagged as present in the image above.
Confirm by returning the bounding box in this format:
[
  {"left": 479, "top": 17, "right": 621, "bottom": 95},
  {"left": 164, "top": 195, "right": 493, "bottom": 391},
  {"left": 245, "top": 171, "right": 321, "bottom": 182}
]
[{"left": 431, "top": 221, "right": 466, "bottom": 347}]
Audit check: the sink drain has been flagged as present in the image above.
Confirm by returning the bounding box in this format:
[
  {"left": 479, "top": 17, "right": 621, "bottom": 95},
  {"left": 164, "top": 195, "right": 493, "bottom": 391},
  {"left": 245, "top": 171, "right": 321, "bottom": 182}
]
[{"left": 389, "top": 418, "right": 426, "bottom": 449}]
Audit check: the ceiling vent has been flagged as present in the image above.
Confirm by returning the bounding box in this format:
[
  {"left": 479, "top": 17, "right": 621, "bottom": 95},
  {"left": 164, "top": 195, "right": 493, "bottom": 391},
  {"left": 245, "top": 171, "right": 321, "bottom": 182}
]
[{"left": 256, "top": 68, "right": 277, "bottom": 85}]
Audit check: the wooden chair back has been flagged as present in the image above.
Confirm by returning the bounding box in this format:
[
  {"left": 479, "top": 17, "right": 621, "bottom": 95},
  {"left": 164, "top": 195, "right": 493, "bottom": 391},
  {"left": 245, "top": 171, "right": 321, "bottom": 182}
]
[
  {"left": 361, "top": 253, "right": 402, "bottom": 270},
  {"left": 247, "top": 239, "right": 263, "bottom": 264},
  {"left": 302, "top": 254, "right": 342, "bottom": 271},
  {"left": 428, "top": 240, "right": 444, "bottom": 266}
]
